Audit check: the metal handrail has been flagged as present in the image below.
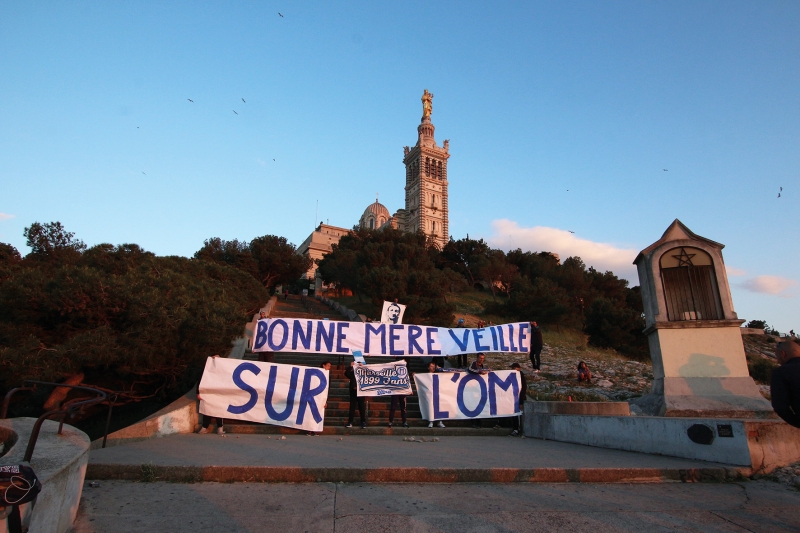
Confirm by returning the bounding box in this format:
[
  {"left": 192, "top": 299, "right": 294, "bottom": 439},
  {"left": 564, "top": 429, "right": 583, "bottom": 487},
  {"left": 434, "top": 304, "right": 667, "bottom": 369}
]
[{"left": 2, "top": 380, "right": 111, "bottom": 461}]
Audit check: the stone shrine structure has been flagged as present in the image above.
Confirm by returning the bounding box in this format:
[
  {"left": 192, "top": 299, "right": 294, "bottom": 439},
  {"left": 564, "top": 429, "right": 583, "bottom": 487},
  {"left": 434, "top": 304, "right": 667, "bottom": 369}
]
[{"left": 633, "top": 219, "right": 774, "bottom": 418}]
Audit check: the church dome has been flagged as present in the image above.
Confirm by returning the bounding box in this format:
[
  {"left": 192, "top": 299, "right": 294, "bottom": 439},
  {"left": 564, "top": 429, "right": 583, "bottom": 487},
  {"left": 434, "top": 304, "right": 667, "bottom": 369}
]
[{"left": 359, "top": 200, "right": 391, "bottom": 230}]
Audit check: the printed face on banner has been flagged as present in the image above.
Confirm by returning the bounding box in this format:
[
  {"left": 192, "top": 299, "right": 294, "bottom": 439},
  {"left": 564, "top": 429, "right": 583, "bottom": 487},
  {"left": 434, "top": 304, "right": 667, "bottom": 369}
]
[
  {"left": 198, "top": 357, "right": 329, "bottom": 432},
  {"left": 354, "top": 362, "right": 413, "bottom": 396},
  {"left": 414, "top": 371, "right": 521, "bottom": 421},
  {"left": 381, "top": 301, "right": 406, "bottom": 324},
  {"left": 253, "top": 319, "right": 531, "bottom": 358}
]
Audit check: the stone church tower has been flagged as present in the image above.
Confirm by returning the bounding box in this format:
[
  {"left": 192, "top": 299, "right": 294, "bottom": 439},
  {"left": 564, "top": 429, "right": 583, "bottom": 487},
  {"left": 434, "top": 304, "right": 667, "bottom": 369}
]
[{"left": 395, "top": 89, "right": 450, "bottom": 248}]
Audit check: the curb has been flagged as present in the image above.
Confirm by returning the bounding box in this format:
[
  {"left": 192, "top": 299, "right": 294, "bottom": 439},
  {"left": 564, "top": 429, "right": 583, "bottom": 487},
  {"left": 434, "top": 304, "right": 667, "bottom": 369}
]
[{"left": 86, "top": 464, "right": 752, "bottom": 484}]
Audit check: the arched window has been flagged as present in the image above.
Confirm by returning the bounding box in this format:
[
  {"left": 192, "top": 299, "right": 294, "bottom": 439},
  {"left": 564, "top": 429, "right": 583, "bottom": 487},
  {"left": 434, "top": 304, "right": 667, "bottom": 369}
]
[
  {"left": 369, "top": 218, "right": 374, "bottom": 229},
  {"left": 432, "top": 221, "right": 437, "bottom": 234},
  {"left": 659, "top": 247, "right": 723, "bottom": 321},
  {"left": 438, "top": 161, "right": 443, "bottom": 179},
  {"left": 379, "top": 217, "right": 385, "bottom": 227},
  {"left": 432, "top": 194, "right": 437, "bottom": 206},
  {"left": 425, "top": 158, "right": 430, "bottom": 176}
]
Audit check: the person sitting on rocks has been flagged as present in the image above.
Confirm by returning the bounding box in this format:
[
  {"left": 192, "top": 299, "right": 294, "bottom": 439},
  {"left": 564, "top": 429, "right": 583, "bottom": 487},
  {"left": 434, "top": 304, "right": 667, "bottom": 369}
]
[
  {"left": 577, "top": 361, "right": 592, "bottom": 382},
  {"left": 425, "top": 361, "right": 446, "bottom": 428}
]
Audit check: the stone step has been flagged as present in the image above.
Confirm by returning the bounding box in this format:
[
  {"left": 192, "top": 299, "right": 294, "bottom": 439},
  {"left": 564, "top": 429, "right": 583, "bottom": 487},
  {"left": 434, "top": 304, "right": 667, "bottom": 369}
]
[{"left": 222, "top": 424, "right": 512, "bottom": 436}]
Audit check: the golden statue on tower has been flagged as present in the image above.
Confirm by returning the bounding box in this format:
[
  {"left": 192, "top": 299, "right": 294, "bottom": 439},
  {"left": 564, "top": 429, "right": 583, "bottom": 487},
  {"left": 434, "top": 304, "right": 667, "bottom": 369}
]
[{"left": 422, "top": 89, "right": 433, "bottom": 118}]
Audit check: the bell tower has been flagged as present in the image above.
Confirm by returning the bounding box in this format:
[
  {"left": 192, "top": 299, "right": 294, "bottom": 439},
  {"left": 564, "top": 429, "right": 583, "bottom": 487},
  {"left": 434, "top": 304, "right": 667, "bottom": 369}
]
[{"left": 399, "top": 89, "right": 450, "bottom": 248}]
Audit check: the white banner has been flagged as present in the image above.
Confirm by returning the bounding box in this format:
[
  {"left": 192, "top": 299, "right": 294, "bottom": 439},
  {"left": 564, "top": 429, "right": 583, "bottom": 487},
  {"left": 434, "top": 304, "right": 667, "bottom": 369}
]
[
  {"left": 354, "top": 361, "right": 412, "bottom": 397},
  {"left": 414, "top": 370, "right": 521, "bottom": 421},
  {"left": 198, "top": 358, "right": 329, "bottom": 432},
  {"left": 253, "top": 319, "right": 530, "bottom": 357},
  {"left": 380, "top": 301, "right": 406, "bottom": 324}
]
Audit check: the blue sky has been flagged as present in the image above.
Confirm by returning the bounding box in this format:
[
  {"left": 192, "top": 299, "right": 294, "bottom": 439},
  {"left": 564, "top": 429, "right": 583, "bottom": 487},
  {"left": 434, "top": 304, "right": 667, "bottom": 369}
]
[{"left": 1, "top": 2, "right": 798, "bottom": 332}]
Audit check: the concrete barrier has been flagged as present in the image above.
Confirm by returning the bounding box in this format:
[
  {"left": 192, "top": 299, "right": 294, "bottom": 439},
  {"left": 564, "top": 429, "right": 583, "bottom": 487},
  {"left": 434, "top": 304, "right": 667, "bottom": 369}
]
[
  {"left": 524, "top": 401, "right": 800, "bottom": 471},
  {"left": 91, "top": 388, "right": 198, "bottom": 449},
  {"left": 1, "top": 418, "right": 89, "bottom": 533},
  {"left": 532, "top": 401, "right": 630, "bottom": 416}
]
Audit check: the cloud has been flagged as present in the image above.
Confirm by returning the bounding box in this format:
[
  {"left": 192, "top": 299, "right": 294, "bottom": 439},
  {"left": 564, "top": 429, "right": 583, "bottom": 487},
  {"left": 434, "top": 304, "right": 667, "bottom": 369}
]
[
  {"left": 725, "top": 266, "right": 747, "bottom": 277},
  {"left": 0, "top": 213, "right": 15, "bottom": 221},
  {"left": 486, "top": 219, "right": 639, "bottom": 281},
  {"left": 739, "top": 276, "right": 797, "bottom": 297}
]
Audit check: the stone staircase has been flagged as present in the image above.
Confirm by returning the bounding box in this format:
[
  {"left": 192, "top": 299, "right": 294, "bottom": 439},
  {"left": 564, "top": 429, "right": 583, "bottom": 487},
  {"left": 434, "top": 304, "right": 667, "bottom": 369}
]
[{"left": 227, "top": 295, "right": 512, "bottom": 436}]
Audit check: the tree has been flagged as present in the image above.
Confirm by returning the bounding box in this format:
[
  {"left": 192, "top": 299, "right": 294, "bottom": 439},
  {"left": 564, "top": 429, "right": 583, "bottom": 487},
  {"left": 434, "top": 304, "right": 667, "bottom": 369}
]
[
  {"left": 584, "top": 297, "right": 648, "bottom": 359},
  {"left": 249, "top": 235, "right": 311, "bottom": 290},
  {"left": 23, "top": 221, "right": 86, "bottom": 262},
  {"left": 317, "top": 228, "right": 454, "bottom": 325},
  {"left": 480, "top": 249, "right": 518, "bottom": 299},
  {"left": 194, "top": 238, "right": 258, "bottom": 279},
  {"left": 439, "top": 237, "right": 490, "bottom": 288}
]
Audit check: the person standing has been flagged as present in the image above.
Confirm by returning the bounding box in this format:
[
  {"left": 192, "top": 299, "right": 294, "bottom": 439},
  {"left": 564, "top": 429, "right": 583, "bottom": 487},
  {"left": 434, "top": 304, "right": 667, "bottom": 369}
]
[
  {"left": 196, "top": 355, "right": 225, "bottom": 435},
  {"left": 455, "top": 318, "right": 468, "bottom": 368},
  {"left": 771, "top": 340, "right": 800, "bottom": 428},
  {"left": 468, "top": 353, "right": 491, "bottom": 428},
  {"left": 509, "top": 363, "right": 527, "bottom": 436},
  {"left": 344, "top": 361, "right": 367, "bottom": 429},
  {"left": 424, "top": 361, "right": 446, "bottom": 428},
  {"left": 389, "top": 357, "right": 410, "bottom": 428},
  {"left": 529, "top": 321, "right": 543, "bottom": 373}
]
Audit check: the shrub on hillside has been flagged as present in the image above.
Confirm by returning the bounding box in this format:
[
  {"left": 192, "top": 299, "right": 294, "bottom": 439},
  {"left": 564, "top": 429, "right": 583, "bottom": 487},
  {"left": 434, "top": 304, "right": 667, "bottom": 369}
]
[{"left": 0, "top": 225, "right": 268, "bottom": 412}]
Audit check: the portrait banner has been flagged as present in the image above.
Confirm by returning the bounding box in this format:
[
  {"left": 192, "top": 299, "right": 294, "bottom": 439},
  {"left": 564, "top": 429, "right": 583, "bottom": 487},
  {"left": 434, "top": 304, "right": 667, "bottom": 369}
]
[
  {"left": 414, "top": 371, "right": 521, "bottom": 421},
  {"left": 354, "top": 361, "right": 412, "bottom": 397},
  {"left": 198, "top": 357, "right": 329, "bottom": 432},
  {"left": 380, "top": 301, "right": 407, "bottom": 324},
  {"left": 253, "top": 319, "right": 530, "bottom": 357}
]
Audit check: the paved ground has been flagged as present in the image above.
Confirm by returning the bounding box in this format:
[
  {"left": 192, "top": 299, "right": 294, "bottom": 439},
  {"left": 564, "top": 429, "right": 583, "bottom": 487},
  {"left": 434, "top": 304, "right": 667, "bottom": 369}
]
[
  {"left": 71, "top": 479, "right": 800, "bottom": 532},
  {"left": 87, "top": 434, "right": 746, "bottom": 483}
]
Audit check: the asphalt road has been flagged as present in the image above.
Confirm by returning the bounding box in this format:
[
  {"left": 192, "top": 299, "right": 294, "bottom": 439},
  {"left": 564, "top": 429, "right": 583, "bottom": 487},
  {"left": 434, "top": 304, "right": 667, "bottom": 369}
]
[{"left": 71, "top": 479, "right": 800, "bottom": 532}]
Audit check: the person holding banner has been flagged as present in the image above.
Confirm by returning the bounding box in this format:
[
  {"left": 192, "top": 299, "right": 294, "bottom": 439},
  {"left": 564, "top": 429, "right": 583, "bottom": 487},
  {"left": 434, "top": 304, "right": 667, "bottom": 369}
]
[
  {"left": 388, "top": 357, "right": 410, "bottom": 428},
  {"left": 307, "top": 361, "right": 333, "bottom": 436},
  {"left": 344, "top": 361, "right": 367, "bottom": 428},
  {"left": 454, "top": 318, "right": 468, "bottom": 368},
  {"left": 468, "top": 353, "right": 491, "bottom": 428},
  {"left": 424, "top": 361, "right": 446, "bottom": 428},
  {"left": 196, "top": 355, "right": 225, "bottom": 435},
  {"left": 509, "top": 363, "right": 527, "bottom": 436}
]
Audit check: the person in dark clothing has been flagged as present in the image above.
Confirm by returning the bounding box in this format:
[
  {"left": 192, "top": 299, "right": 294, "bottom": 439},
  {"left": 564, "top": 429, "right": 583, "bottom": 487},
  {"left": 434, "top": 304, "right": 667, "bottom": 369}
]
[
  {"left": 529, "top": 321, "right": 543, "bottom": 372},
  {"left": 389, "top": 357, "right": 409, "bottom": 428},
  {"left": 196, "top": 355, "right": 224, "bottom": 435},
  {"left": 468, "top": 353, "right": 491, "bottom": 427},
  {"left": 509, "top": 363, "right": 527, "bottom": 436},
  {"left": 455, "top": 318, "right": 468, "bottom": 368},
  {"left": 344, "top": 362, "right": 367, "bottom": 428},
  {"left": 771, "top": 340, "right": 800, "bottom": 428}
]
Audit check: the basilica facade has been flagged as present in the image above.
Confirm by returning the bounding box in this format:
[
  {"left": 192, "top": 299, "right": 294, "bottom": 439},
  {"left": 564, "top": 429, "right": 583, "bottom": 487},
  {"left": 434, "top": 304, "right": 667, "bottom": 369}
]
[{"left": 299, "top": 90, "right": 451, "bottom": 279}]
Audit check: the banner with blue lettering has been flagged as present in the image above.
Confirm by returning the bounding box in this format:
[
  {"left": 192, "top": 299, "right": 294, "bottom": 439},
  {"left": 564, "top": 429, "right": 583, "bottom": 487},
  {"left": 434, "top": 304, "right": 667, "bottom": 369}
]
[
  {"left": 414, "top": 371, "right": 521, "bottom": 421},
  {"left": 354, "top": 362, "right": 412, "bottom": 397},
  {"left": 253, "top": 319, "right": 530, "bottom": 357},
  {"left": 198, "top": 358, "right": 329, "bottom": 432}
]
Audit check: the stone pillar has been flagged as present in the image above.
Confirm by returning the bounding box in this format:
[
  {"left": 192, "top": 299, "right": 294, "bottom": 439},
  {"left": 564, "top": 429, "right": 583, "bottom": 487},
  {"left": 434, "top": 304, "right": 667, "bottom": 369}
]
[{"left": 633, "top": 219, "right": 773, "bottom": 418}]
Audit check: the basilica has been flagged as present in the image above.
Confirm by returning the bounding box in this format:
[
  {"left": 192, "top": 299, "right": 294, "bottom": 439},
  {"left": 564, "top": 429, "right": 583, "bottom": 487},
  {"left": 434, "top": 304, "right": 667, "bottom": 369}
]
[{"left": 298, "top": 90, "right": 451, "bottom": 281}]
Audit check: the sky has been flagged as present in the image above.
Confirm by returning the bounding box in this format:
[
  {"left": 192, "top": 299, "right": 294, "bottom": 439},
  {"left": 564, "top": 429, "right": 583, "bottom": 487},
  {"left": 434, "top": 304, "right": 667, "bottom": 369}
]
[{"left": 1, "top": 1, "right": 798, "bottom": 332}]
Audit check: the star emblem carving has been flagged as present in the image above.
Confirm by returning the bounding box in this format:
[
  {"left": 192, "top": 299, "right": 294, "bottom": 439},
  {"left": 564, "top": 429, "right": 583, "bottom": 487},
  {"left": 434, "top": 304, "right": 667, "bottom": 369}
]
[{"left": 672, "top": 247, "right": 696, "bottom": 267}]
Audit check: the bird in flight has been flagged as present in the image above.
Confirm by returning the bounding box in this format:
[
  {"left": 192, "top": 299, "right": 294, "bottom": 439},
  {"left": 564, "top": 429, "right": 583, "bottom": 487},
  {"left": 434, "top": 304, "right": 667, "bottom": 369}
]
[
  {"left": 778, "top": 193, "right": 781, "bottom": 198},
  {"left": 142, "top": 172, "right": 146, "bottom": 175},
  {"left": 137, "top": 126, "right": 139, "bottom": 128},
  {"left": 568, "top": 231, "right": 575, "bottom": 234},
  {"left": 663, "top": 169, "right": 668, "bottom": 171},
  {"left": 233, "top": 110, "right": 238, "bottom": 115},
  {"left": 780, "top": 187, "right": 783, "bottom": 191},
  {"left": 278, "top": 12, "right": 284, "bottom": 17},
  {"left": 273, "top": 158, "right": 276, "bottom": 161},
  {"left": 242, "top": 98, "right": 246, "bottom": 103},
  {"left": 187, "top": 98, "right": 194, "bottom": 103}
]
